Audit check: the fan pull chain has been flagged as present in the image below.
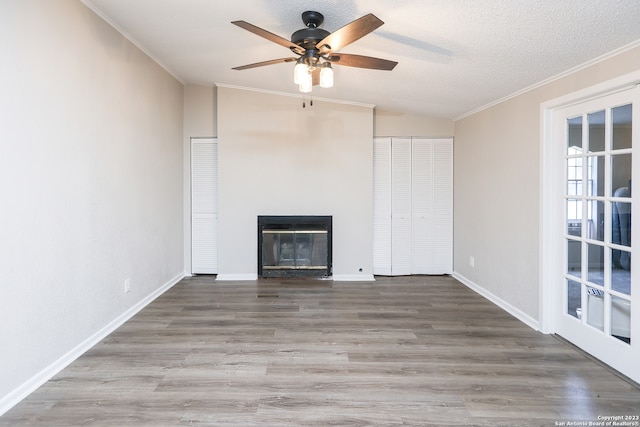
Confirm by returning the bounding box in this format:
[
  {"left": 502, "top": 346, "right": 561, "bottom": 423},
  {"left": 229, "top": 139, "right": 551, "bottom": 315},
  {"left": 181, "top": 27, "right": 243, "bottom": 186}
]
[{"left": 302, "top": 96, "right": 314, "bottom": 109}]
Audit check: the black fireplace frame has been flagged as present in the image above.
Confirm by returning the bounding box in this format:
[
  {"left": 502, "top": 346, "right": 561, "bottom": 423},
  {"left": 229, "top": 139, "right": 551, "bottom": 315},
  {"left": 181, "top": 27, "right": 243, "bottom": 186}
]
[{"left": 257, "top": 215, "right": 332, "bottom": 278}]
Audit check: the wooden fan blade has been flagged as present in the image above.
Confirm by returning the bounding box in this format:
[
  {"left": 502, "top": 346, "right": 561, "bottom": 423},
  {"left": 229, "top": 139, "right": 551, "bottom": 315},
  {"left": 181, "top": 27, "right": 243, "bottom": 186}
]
[
  {"left": 232, "top": 57, "right": 297, "bottom": 70},
  {"left": 316, "top": 13, "right": 384, "bottom": 54},
  {"left": 326, "top": 53, "right": 397, "bottom": 70},
  {"left": 232, "top": 20, "right": 304, "bottom": 54}
]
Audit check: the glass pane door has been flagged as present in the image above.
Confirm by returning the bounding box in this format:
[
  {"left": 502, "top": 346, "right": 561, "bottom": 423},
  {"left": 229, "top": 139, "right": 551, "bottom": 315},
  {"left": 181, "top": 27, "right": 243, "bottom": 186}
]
[{"left": 555, "top": 86, "right": 638, "bottom": 382}]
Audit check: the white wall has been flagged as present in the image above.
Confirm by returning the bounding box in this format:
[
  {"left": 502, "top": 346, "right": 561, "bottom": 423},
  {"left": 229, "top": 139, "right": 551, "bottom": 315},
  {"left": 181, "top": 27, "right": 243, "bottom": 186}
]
[
  {"left": 217, "top": 86, "right": 374, "bottom": 280},
  {"left": 0, "top": 0, "right": 184, "bottom": 412},
  {"left": 453, "top": 44, "right": 640, "bottom": 326}
]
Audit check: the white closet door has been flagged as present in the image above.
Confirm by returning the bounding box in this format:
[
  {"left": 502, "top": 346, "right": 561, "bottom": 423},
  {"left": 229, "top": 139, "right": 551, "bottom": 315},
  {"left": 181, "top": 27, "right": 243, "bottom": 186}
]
[
  {"left": 191, "top": 138, "right": 218, "bottom": 274},
  {"left": 373, "top": 137, "right": 392, "bottom": 275},
  {"left": 372, "top": 136, "right": 453, "bottom": 276},
  {"left": 411, "top": 138, "right": 435, "bottom": 273},
  {"left": 432, "top": 138, "right": 453, "bottom": 273},
  {"left": 391, "top": 138, "right": 412, "bottom": 275}
]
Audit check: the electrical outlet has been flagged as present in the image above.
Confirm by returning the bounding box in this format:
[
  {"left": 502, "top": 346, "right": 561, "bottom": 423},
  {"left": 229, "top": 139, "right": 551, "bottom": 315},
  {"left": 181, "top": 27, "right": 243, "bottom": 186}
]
[
  {"left": 124, "top": 278, "right": 131, "bottom": 294},
  {"left": 469, "top": 256, "right": 475, "bottom": 268}
]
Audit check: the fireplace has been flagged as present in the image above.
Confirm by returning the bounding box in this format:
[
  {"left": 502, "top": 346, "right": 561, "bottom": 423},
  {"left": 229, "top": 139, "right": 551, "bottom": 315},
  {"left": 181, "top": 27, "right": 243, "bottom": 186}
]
[{"left": 258, "top": 216, "right": 332, "bottom": 278}]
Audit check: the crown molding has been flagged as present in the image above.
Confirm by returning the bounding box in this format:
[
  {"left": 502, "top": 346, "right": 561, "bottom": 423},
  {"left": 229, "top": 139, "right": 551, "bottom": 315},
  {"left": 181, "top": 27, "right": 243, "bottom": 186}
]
[
  {"left": 454, "top": 38, "right": 640, "bottom": 122},
  {"left": 214, "top": 83, "right": 376, "bottom": 110},
  {"left": 81, "top": 0, "right": 185, "bottom": 84}
]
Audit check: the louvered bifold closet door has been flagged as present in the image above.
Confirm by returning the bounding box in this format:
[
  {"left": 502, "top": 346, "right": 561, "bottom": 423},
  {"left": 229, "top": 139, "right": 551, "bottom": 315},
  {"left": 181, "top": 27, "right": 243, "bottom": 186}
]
[
  {"left": 372, "top": 137, "right": 453, "bottom": 276},
  {"left": 411, "top": 138, "right": 435, "bottom": 274},
  {"left": 373, "top": 137, "right": 392, "bottom": 275},
  {"left": 191, "top": 138, "right": 218, "bottom": 274},
  {"left": 432, "top": 138, "right": 453, "bottom": 273},
  {"left": 391, "top": 138, "right": 413, "bottom": 275}
]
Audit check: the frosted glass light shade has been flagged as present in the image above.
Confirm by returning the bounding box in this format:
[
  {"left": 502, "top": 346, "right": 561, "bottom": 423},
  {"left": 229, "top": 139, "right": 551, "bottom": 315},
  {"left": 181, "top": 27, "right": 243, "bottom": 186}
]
[
  {"left": 319, "top": 63, "right": 334, "bottom": 88},
  {"left": 299, "top": 71, "right": 312, "bottom": 93},
  {"left": 294, "top": 62, "right": 307, "bottom": 85}
]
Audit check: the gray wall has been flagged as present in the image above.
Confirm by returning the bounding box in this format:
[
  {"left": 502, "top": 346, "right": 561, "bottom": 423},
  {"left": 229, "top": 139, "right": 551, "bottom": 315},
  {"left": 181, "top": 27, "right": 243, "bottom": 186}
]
[
  {"left": 216, "top": 86, "right": 375, "bottom": 280},
  {"left": 454, "top": 44, "right": 640, "bottom": 325},
  {"left": 374, "top": 110, "right": 454, "bottom": 137},
  {"left": 0, "top": 0, "right": 184, "bottom": 410}
]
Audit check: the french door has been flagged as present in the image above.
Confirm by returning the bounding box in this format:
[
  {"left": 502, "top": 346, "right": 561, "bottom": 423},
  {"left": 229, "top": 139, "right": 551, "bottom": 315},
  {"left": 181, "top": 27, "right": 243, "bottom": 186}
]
[{"left": 554, "top": 87, "right": 639, "bottom": 382}]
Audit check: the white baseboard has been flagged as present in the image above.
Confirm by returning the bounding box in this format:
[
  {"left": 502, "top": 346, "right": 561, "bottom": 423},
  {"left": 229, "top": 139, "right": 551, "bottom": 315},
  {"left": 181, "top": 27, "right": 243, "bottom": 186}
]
[
  {"left": 332, "top": 274, "right": 376, "bottom": 282},
  {"left": 451, "top": 272, "right": 540, "bottom": 331},
  {"left": 215, "top": 274, "right": 259, "bottom": 281},
  {"left": 0, "top": 272, "right": 185, "bottom": 417}
]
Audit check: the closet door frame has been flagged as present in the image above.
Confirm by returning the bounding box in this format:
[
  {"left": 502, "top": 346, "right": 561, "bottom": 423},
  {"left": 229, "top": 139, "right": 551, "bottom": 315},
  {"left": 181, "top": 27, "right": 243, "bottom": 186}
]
[
  {"left": 191, "top": 137, "right": 218, "bottom": 275},
  {"left": 373, "top": 136, "right": 453, "bottom": 276}
]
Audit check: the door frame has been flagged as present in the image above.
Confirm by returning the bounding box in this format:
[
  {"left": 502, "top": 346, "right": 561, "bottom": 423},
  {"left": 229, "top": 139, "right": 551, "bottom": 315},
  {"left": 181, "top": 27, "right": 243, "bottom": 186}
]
[
  {"left": 189, "top": 137, "right": 218, "bottom": 275},
  {"left": 540, "top": 71, "right": 640, "bottom": 382}
]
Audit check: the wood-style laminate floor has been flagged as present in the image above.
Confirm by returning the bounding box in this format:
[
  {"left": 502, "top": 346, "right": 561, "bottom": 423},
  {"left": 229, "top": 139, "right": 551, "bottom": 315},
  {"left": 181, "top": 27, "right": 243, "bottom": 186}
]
[{"left": 2, "top": 275, "right": 639, "bottom": 426}]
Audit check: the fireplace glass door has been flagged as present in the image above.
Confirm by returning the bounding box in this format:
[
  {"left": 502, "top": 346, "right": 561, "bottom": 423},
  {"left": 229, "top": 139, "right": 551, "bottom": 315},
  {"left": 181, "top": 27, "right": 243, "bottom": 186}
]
[{"left": 262, "top": 230, "right": 327, "bottom": 270}]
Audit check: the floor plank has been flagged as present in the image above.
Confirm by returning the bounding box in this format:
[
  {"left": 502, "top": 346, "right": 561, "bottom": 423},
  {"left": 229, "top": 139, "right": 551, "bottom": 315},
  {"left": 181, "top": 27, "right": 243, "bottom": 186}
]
[{"left": 2, "top": 275, "right": 639, "bottom": 426}]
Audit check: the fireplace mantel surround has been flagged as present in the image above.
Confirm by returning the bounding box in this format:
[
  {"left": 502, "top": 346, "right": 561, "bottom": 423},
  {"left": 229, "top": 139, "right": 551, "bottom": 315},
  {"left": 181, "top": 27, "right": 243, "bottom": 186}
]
[{"left": 215, "top": 86, "right": 375, "bottom": 281}]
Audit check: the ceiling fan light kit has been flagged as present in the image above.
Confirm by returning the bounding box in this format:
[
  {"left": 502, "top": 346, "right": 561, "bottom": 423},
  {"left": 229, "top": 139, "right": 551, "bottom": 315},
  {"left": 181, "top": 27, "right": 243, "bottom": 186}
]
[
  {"left": 319, "top": 62, "right": 333, "bottom": 88},
  {"left": 232, "top": 11, "right": 397, "bottom": 93},
  {"left": 293, "top": 58, "right": 305, "bottom": 84},
  {"left": 299, "top": 71, "right": 313, "bottom": 93}
]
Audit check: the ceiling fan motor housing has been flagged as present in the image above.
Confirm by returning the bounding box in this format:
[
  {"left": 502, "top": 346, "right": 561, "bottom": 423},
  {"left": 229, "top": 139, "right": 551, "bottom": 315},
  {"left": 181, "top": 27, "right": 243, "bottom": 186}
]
[{"left": 291, "top": 11, "right": 330, "bottom": 50}]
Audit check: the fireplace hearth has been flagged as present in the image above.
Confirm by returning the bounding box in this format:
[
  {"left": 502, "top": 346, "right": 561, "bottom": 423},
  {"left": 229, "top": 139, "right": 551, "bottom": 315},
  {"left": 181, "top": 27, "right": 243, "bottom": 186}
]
[{"left": 258, "top": 216, "right": 332, "bottom": 278}]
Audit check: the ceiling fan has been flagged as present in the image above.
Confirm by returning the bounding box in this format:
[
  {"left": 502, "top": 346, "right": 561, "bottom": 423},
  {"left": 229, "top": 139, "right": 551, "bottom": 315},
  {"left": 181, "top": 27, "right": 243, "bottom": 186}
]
[{"left": 231, "top": 11, "right": 398, "bottom": 93}]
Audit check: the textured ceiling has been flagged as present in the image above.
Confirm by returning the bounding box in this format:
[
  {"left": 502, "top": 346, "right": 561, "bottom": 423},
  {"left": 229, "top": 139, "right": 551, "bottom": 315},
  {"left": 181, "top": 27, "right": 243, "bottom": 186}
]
[{"left": 83, "top": 0, "right": 640, "bottom": 119}]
